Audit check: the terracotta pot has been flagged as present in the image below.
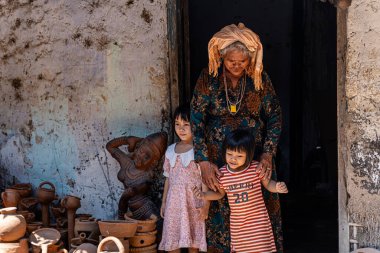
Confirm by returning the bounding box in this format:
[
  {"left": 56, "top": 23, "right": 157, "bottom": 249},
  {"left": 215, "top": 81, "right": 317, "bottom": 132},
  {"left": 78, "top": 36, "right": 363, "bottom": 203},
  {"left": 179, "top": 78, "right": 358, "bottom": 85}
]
[
  {"left": 129, "top": 244, "right": 156, "bottom": 253},
  {"left": 1, "top": 190, "right": 21, "bottom": 208},
  {"left": 51, "top": 206, "right": 67, "bottom": 220},
  {"left": 16, "top": 211, "right": 35, "bottom": 223},
  {"left": 30, "top": 228, "right": 61, "bottom": 253},
  {"left": 74, "top": 218, "right": 99, "bottom": 239},
  {"left": 10, "top": 184, "right": 32, "bottom": 198},
  {"left": 70, "top": 233, "right": 98, "bottom": 252},
  {"left": 61, "top": 195, "right": 81, "bottom": 249},
  {"left": 18, "top": 197, "right": 39, "bottom": 212},
  {"left": 27, "top": 222, "right": 43, "bottom": 234},
  {"left": 0, "top": 207, "right": 27, "bottom": 242},
  {"left": 98, "top": 220, "right": 138, "bottom": 238},
  {"left": 72, "top": 243, "right": 97, "bottom": 253},
  {"left": 124, "top": 215, "right": 157, "bottom": 233},
  {"left": 36, "top": 182, "right": 56, "bottom": 205},
  {"left": 129, "top": 230, "right": 156, "bottom": 248},
  {"left": 97, "top": 236, "right": 125, "bottom": 253},
  {"left": 0, "top": 238, "right": 28, "bottom": 253}
]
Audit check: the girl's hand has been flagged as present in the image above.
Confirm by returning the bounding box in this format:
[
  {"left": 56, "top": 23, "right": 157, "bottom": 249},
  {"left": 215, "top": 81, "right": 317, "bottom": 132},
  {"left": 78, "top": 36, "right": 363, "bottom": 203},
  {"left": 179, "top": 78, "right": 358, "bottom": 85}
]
[
  {"left": 160, "top": 203, "right": 165, "bottom": 218},
  {"left": 197, "top": 204, "right": 209, "bottom": 220},
  {"left": 276, "top": 182, "right": 288, "bottom": 193},
  {"left": 258, "top": 153, "right": 273, "bottom": 180},
  {"left": 192, "top": 186, "right": 205, "bottom": 199}
]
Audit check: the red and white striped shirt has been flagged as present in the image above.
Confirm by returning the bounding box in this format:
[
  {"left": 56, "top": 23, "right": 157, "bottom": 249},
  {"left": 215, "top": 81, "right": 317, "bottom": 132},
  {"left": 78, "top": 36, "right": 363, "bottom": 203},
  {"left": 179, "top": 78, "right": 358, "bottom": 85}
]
[{"left": 218, "top": 161, "right": 276, "bottom": 253}]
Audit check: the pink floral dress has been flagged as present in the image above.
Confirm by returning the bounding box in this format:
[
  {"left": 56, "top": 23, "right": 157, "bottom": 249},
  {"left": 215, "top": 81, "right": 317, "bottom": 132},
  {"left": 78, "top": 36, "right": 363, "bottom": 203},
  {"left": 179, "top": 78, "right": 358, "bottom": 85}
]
[{"left": 159, "top": 143, "right": 207, "bottom": 252}]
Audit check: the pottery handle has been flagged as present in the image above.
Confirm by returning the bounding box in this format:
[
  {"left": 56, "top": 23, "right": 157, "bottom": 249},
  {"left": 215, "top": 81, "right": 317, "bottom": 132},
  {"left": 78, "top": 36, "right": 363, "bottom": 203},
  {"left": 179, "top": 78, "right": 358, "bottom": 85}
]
[
  {"left": 38, "top": 181, "right": 55, "bottom": 191},
  {"left": 41, "top": 244, "right": 49, "bottom": 253},
  {"left": 60, "top": 198, "right": 67, "bottom": 207},
  {"left": 97, "top": 236, "right": 125, "bottom": 253},
  {"left": 1, "top": 191, "right": 5, "bottom": 202}
]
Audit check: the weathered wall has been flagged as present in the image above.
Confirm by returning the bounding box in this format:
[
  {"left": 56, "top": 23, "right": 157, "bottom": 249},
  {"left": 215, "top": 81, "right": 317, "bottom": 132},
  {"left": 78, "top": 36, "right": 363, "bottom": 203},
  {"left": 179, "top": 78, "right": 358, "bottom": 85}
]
[
  {"left": 0, "top": 0, "right": 170, "bottom": 219},
  {"left": 344, "top": 0, "right": 380, "bottom": 248}
]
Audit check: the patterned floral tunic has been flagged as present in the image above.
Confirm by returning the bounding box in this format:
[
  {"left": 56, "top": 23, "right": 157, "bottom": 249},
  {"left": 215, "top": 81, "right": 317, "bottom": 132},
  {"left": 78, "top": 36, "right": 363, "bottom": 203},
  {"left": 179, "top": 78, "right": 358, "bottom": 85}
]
[{"left": 190, "top": 68, "right": 283, "bottom": 253}]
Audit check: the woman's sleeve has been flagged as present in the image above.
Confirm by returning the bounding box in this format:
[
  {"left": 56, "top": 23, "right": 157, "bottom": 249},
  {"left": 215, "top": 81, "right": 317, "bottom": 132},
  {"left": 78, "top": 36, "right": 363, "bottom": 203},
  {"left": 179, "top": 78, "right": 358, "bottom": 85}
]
[
  {"left": 261, "top": 72, "right": 282, "bottom": 156},
  {"left": 190, "top": 69, "right": 211, "bottom": 162}
]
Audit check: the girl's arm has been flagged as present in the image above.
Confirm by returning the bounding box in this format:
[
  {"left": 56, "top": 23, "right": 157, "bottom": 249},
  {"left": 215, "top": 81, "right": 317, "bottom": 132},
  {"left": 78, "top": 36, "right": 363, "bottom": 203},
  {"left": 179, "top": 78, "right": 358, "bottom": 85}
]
[
  {"left": 198, "top": 183, "right": 210, "bottom": 220},
  {"left": 261, "top": 178, "right": 288, "bottom": 193},
  {"left": 160, "top": 178, "right": 169, "bottom": 218},
  {"left": 193, "top": 185, "right": 225, "bottom": 200}
]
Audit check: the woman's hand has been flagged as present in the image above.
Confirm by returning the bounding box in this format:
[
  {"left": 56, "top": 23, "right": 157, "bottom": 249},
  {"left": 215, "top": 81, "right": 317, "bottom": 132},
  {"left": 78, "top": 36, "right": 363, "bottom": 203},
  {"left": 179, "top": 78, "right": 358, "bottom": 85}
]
[
  {"left": 276, "top": 182, "right": 288, "bottom": 194},
  {"left": 160, "top": 203, "right": 165, "bottom": 218},
  {"left": 198, "top": 161, "right": 221, "bottom": 191},
  {"left": 258, "top": 153, "right": 273, "bottom": 180}
]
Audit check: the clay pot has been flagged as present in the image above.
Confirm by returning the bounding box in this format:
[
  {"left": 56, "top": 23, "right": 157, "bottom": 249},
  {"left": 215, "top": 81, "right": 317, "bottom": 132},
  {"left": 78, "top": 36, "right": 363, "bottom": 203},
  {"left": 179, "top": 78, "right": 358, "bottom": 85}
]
[
  {"left": 97, "top": 236, "right": 125, "bottom": 253},
  {"left": 70, "top": 233, "right": 98, "bottom": 252},
  {"left": 16, "top": 211, "right": 35, "bottom": 223},
  {"left": 10, "top": 184, "right": 32, "bottom": 198},
  {"left": 51, "top": 206, "right": 67, "bottom": 220},
  {"left": 61, "top": 195, "right": 81, "bottom": 248},
  {"left": 27, "top": 222, "right": 43, "bottom": 234},
  {"left": 18, "top": 197, "right": 39, "bottom": 212},
  {"left": 98, "top": 220, "right": 138, "bottom": 238},
  {"left": 29, "top": 228, "right": 61, "bottom": 253},
  {"left": 56, "top": 218, "right": 68, "bottom": 229},
  {"left": 74, "top": 217, "right": 99, "bottom": 240},
  {"left": 124, "top": 215, "right": 157, "bottom": 233},
  {"left": 36, "top": 182, "right": 56, "bottom": 205},
  {"left": 0, "top": 207, "right": 27, "bottom": 242},
  {"left": 129, "top": 244, "right": 156, "bottom": 253},
  {"left": 1, "top": 190, "right": 21, "bottom": 208},
  {"left": 129, "top": 230, "right": 156, "bottom": 248},
  {"left": 0, "top": 238, "right": 29, "bottom": 253},
  {"left": 72, "top": 243, "right": 97, "bottom": 253}
]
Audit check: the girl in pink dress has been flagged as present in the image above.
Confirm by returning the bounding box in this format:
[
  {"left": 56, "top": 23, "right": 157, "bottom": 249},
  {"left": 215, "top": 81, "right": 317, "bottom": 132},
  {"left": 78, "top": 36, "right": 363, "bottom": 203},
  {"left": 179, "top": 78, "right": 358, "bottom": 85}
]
[
  {"left": 159, "top": 104, "right": 208, "bottom": 253},
  {"left": 194, "top": 129, "right": 288, "bottom": 253}
]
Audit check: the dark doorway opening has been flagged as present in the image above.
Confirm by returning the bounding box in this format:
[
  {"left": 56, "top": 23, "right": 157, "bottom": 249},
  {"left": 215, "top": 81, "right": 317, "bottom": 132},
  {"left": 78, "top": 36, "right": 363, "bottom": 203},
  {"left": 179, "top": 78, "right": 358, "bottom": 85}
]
[{"left": 178, "top": 0, "right": 338, "bottom": 252}]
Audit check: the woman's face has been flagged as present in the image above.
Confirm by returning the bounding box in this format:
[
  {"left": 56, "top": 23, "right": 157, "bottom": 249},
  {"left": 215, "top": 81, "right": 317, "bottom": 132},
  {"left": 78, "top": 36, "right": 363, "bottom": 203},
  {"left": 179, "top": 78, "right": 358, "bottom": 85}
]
[{"left": 223, "top": 50, "right": 250, "bottom": 79}]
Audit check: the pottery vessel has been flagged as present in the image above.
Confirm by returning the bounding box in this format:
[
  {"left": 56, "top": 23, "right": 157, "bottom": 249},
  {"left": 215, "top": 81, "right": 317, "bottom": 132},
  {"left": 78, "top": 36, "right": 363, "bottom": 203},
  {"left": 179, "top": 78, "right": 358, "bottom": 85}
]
[
  {"left": 16, "top": 211, "right": 35, "bottom": 223},
  {"left": 98, "top": 220, "right": 138, "bottom": 238},
  {"left": 61, "top": 195, "right": 81, "bottom": 249},
  {"left": 129, "top": 230, "right": 156, "bottom": 248},
  {"left": 124, "top": 215, "right": 157, "bottom": 233},
  {"left": 97, "top": 236, "right": 125, "bottom": 253},
  {"left": 129, "top": 244, "right": 156, "bottom": 253},
  {"left": 36, "top": 182, "right": 56, "bottom": 205},
  {"left": 27, "top": 222, "right": 43, "bottom": 234},
  {"left": 30, "top": 228, "right": 61, "bottom": 253},
  {"left": 0, "top": 238, "right": 28, "bottom": 253},
  {"left": 74, "top": 217, "right": 99, "bottom": 239},
  {"left": 70, "top": 233, "right": 98, "bottom": 252},
  {"left": 10, "top": 184, "right": 32, "bottom": 198},
  {"left": 18, "top": 197, "right": 39, "bottom": 212},
  {"left": 1, "top": 190, "right": 21, "bottom": 208},
  {"left": 0, "top": 207, "right": 27, "bottom": 242},
  {"left": 51, "top": 206, "right": 67, "bottom": 220},
  {"left": 72, "top": 243, "right": 97, "bottom": 253}
]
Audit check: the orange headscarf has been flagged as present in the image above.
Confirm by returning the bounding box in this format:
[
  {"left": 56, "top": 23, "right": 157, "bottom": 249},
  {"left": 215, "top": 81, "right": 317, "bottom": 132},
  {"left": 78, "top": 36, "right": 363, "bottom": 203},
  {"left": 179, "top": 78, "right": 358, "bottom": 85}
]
[{"left": 208, "top": 23, "right": 264, "bottom": 90}]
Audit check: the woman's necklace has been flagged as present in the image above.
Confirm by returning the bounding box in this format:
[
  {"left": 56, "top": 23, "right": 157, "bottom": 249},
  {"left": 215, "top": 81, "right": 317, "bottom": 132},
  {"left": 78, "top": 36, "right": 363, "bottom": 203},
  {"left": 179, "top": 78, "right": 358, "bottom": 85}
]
[{"left": 224, "top": 67, "right": 246, "bottom": 115}]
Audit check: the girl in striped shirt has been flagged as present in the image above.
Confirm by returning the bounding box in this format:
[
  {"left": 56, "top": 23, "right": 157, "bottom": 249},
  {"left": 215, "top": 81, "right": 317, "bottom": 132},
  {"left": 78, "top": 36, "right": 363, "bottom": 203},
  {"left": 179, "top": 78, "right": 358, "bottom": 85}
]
[{"left": 194, "top": 128, "right": 288, "bottom": 253}]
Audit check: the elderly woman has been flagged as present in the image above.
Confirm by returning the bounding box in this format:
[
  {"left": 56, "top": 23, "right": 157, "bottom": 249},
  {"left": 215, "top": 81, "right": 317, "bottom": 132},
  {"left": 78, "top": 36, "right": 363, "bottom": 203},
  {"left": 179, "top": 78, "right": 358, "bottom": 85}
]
[{"left": 191, "top": 23, "right": 283, "bottom": 253}]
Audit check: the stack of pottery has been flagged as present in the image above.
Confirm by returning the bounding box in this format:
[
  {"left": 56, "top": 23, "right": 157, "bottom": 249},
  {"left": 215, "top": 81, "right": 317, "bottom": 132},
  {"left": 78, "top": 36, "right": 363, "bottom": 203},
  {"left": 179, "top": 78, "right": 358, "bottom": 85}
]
[
  {"left": 98, "top": 220, "right": 138, "bottom": 253},
  {"left": 124, "top": 216, "right": 157, "bottom": 253},
  {"left": 0, "top": 207, "right": 28, "bottom": 253}
]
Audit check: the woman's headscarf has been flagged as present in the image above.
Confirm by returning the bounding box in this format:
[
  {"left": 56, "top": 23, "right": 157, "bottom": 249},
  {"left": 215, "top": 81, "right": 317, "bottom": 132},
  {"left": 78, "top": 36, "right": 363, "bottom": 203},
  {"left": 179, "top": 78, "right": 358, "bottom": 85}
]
[{"left": 208, "top": 23, "right": 264, "bottom": 90}]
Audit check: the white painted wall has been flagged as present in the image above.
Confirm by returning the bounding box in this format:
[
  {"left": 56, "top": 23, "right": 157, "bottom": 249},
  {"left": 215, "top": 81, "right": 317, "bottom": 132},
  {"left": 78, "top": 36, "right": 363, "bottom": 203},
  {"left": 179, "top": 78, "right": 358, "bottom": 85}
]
[{"left": 0, "top": 0, "right": 170, "bottom": 219}]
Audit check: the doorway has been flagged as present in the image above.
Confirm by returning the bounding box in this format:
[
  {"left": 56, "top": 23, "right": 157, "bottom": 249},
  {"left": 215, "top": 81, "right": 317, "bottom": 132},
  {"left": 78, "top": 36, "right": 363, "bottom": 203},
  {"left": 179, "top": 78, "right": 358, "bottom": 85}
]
[{"left": 174, "top": 0, "right": 338, "bottom": 252}]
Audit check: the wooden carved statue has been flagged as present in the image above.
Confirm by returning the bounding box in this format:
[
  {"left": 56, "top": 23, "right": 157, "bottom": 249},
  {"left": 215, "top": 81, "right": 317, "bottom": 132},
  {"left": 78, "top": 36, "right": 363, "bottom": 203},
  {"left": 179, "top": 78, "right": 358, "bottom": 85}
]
[{"left": 106, "top": 132, "right": 168, "bottom": 220}]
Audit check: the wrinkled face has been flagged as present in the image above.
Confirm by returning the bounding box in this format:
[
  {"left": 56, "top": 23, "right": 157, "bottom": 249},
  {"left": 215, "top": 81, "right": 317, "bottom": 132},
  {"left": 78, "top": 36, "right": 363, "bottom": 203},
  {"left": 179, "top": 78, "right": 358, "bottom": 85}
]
[
  {"left": 134, "top": 141, "right": 158, "bottom": 170},
  {"left": 225, "top": 148, "right": 247, "bottom": 171},
  {"left": 223, "top": 50, "right": 250, "bottom": 79},
  {"left": 174, "top": 116, "right": 192, "bottom": 143}
]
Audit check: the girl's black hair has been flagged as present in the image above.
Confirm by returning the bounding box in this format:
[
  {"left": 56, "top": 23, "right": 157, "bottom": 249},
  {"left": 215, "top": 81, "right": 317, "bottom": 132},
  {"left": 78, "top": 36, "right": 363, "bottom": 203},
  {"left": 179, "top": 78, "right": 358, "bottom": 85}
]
[
  {"left": 173, "top": 103, "right": 190, "bottom": 122},
  {"left": 223, "top": 128, "right": 256, "bottom": 168}
]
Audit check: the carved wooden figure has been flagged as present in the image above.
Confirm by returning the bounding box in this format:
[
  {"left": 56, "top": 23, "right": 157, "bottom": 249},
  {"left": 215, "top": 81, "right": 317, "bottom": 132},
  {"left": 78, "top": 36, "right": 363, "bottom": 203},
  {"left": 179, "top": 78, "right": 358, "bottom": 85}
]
[{"left": 106, "top": 132, "right": 168, "bottom": 220}]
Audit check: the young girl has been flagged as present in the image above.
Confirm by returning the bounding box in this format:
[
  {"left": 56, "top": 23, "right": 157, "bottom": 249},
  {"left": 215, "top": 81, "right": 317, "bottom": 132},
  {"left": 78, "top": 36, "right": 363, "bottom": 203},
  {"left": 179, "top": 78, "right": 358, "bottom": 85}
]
[
  {"left": 159, "top": 104, "right": 208, "bottom": 253},
  {"left": 194, "top": 128, "right": 288, "bottom": 253}
]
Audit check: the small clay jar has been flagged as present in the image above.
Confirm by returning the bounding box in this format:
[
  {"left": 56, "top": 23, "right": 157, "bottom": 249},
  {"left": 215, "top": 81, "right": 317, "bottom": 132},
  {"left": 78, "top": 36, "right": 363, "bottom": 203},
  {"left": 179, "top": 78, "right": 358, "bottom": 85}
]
[
  {"left": 10, "top": 183, "right": 32, "bottom": 198},
  {"left": 97, "top": 236, "right": 125, "bottom": 253},
  {"left": 16, "top": 210, "right": 36, "bottom": 223},
  {"left": 1, "top": 189, "right": 21, "bottom": 208},
  {"left": 61, "top": 196, "right": 81, "bottom": 210},
  {"left": 36, "top": 182, "right": 56, "bottom": 204},
  {"left": 19, "top": 197, "right": 39, "bottom": 212},
  {"left": 0, "top": 207, "right": 27, "bottom": 242}
]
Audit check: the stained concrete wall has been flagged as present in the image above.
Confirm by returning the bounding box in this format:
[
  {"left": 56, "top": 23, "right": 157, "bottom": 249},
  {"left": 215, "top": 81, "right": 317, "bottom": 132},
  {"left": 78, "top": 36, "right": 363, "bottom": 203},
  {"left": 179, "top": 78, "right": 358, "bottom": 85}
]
[
  {"left": 0, "top": 0, "right": 170, "bottom": 219},
  {"left": 343, "top": 0, "right": 380, "bottom": 248}
]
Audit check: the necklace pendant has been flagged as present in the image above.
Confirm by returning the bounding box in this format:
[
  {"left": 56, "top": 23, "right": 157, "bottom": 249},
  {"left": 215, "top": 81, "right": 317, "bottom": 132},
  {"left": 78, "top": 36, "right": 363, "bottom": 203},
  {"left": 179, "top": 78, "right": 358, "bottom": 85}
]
[{"left": 230, "top": 104, "right": 237, "bottom": 113}]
